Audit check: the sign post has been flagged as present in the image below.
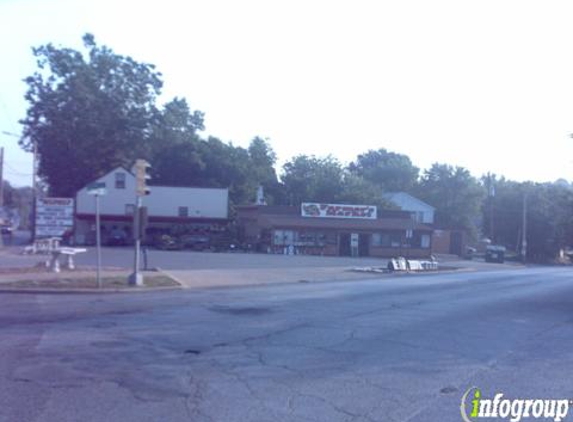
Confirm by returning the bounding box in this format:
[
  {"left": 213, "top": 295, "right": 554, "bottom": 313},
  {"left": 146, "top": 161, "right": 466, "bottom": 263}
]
[{"left": 87, "top": 182, "right": 106, "bottom": 289}]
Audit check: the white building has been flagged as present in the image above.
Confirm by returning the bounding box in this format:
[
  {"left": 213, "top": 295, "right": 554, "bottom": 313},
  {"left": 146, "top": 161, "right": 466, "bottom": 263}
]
[
  {"left": 74, "top": 167, "right": 229, "bottom": 245},
  {"left": 383, "top": 192, "right": 435, "bottom": 224}
]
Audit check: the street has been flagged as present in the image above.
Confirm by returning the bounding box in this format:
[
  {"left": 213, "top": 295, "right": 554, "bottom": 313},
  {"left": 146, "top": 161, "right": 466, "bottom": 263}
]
[{"left": 1, "top": 266, "right": 573, "bottom": 421}]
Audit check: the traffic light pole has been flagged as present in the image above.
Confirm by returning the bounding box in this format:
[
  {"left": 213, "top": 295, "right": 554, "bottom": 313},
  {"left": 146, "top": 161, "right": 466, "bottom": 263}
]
[{"left": 128, "top": 195, "right": 143, "bottom": 286}]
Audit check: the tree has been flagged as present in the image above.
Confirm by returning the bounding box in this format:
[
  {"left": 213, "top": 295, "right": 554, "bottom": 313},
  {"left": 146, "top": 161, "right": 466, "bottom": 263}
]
[
  {"left": 281, "top": 155, "right": 345, "bottom": 205},
  {"left": 337, "top": 173, "right": 392, "bottom": 209},
  {"left": 1, "top": 181, "right": 33, "bottom": 229},
  {"left": 20, "top": 34, "right": 164, "bottom": 196},
  {"left": 484, "top": 179, "right": 573, "bottom": 261},
  {"left": 145, "top": 97, "right": 204, "bottom": 158},
  {"left": 247, "top": 137, "right": 283, "bottom": 204},
  {"left": 415, "top": 163, "right": 485, "bottom": 234},
  {"left": 348, "top": 148, "right": 419, "bottom": 192}
]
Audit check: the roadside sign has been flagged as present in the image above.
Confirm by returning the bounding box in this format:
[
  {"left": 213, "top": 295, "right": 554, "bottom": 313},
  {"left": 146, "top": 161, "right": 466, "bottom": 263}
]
[
  {"left": 35, "top": 197, "right": 74, "bottom": 237},
  {"left": 87, "top": 182, "right": 106, "bottom": 196}
]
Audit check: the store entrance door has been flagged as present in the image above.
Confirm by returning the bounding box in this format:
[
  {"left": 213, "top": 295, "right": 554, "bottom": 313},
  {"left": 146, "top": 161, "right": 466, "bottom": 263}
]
[
  {"left": 339, "top": 233, "right": 351, "bottom": 256},
  {"left": 359, "top": 233, "right": 370, "bottom": 257}
]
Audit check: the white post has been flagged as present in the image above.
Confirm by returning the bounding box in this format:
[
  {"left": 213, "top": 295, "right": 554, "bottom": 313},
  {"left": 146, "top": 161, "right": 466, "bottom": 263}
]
[{"left": 95, "top": 194, "right": 102, "bottom": 288}]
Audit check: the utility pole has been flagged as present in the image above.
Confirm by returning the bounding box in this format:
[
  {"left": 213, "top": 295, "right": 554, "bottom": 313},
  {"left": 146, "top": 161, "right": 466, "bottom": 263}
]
[
  {"left": 87, "top": 182, "right": 106, "bottom": 288},
  {"left": 95, "top": 192, "right": 102, "bottom": 288},
  {"left": 521, "top": 192, "right": 527, "bottom": 263},
  {"left": 487, "top": 174, "right": 495, "bottom": 243},
  {"left": 31, "top": 138, "right": 37, "bottom": 242}
]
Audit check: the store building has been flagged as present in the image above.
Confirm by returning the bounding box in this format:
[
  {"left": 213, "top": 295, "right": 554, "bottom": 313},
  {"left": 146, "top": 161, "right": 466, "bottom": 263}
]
[
  {"left": 74, "top": 167, "right": 229, "bottom": 245},
  {"left": 236, "top": 202, "right": 433, "bottom": 258}
]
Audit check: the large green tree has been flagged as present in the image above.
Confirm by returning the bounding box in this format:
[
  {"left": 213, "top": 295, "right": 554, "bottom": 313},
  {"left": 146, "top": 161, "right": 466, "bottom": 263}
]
[
  {"left": 281, "top": 155, "right": 345, "bottom": 205},
  {"left": 247, "top": 137, "right": 283, "bottom": 204},
  {"left": 281, "top": 154, "right": 389, "bottom": 207},
  {"left": 20, "top": 34, "right": 164, "bottom": 196},
  {"left": 348, "top": 148, "right": 419, "bottom": 192},
  {"left": 483, "top": 178, "right": 573, "bottom": 261},
  {"left": 146, "top": 97, "right": 204, "bottom": 158},
  {"left": 415, "top": 163, "right": 485, "bottom": 233}
]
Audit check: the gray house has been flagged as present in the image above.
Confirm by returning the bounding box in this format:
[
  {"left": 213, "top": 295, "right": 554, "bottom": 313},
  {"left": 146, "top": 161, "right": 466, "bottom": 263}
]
[{"left": 383, "top": 192, "right": 435, "bottom": 224}]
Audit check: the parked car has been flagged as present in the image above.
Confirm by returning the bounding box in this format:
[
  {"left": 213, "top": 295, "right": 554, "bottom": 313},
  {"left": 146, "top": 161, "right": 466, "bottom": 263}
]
[
  {"left": 155, "top": 234, "right": 183, "bottom": 250},
  {"left": 0, "top": 224, "right": 13, "bottom": 235},
  {"left": 485, "top": 245, "right": 506, "bottom": 263},
  {"left": 181, "top": 234, "right": 210, "bottom": 251},
  {"left": 107, "top": 228, "right": 128, "bottom": 246}
]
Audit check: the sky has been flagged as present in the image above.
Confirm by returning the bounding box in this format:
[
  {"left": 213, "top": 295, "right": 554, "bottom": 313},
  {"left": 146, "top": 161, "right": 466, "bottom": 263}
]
[{"left": 1, "top": 0, "right": 573, "bottom": 187}]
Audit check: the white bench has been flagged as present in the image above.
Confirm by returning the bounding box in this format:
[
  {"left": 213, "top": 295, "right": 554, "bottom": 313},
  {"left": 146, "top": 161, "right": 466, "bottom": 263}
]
[
  {"left": 23, "top": 237, "right": 61, "bottom": 255},
  {"left": 47, "top": 247, "right": 88, "bottom": 272}
]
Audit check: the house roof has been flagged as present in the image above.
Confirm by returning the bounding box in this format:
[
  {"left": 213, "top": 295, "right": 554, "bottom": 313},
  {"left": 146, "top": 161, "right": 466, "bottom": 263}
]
[
  {"left": 383, "top": 192, "right": 435, "bottom": 210},
  {"left": 257, "top": 214, "right": 433, "bottom": 232}
]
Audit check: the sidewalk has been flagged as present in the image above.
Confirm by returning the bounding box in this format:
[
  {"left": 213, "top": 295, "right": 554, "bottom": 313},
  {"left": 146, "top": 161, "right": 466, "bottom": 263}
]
[{"left": 163, "top": 266, "right": 388, "bottom": 289}]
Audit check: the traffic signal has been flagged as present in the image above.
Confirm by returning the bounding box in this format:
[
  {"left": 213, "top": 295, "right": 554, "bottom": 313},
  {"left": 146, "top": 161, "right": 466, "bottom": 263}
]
[{"left": 134, "top": 159, "right": 151, "bottom": 196}]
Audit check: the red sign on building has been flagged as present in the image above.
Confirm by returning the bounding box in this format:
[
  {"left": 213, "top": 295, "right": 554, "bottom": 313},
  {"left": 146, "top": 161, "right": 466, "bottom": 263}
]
[{"left": 301, "top": 203, "right": 377, "bottom": 220}]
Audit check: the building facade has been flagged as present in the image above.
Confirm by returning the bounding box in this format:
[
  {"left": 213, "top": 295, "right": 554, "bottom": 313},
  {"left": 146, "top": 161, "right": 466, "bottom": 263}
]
[
  {"left": 74, "top": 167, "right": 229, "bottom": 245},
  {"left": 383, "top": 192, "right": 435, "bottom": 224},
  {"left": 236, "top": 203, "right": 433, "bottom": 258}
]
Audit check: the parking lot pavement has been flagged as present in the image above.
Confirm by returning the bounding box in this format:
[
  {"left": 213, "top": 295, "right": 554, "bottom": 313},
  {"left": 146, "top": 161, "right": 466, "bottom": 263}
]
[
  {"left": 0, "top": 244, "right": 525, "bottom": 292},
  {"left": 69, "top": 247, "right": 394, "bottom": 270}
]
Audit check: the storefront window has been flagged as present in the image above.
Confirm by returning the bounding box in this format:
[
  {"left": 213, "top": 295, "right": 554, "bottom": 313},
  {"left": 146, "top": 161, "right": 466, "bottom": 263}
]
[
  {"left": 390, "top": 233, "right": 402, "bottom": 247},
  {"left": 274, "top": 230, "right": 295, "bottom": 245},
  {"left": 371, "top": 233, "right": 394, "bottom": 247},
  {"left": 274, "top": 230, "right": 330, "bottom": 247}
]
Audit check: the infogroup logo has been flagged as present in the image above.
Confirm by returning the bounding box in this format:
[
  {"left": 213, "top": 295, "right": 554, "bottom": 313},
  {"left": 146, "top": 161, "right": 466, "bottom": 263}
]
[{"left": 460, "top": 387, "right": 571, "bottom": 422}]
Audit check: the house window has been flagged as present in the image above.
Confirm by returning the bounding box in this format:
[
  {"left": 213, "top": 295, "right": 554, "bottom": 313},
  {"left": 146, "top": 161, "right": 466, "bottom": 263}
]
[
  {"left": 178, "top": 206, "right": 189, "bottom": 217},
  {"left": 115, "top": 172, "right": 126, "bottom": 189},
  {"left": 421, "top": 234, "right": 431, "bottom": 248},
  {"left": 125, "top": 204, "right": 135, "bottom": 216}
]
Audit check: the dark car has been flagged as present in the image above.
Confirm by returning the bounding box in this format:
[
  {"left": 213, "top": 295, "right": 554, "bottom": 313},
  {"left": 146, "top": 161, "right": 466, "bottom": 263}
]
[
  {"left": 181, "top": 234, "right": 210, "bottom": 251},
  {"left": 107, "top": 228, "right": 128, "bottom": 246},
  {"left": 485, "top": 245, "right": 506, "bottom": 263},
  {"left": 0, "top": 225, "right": 13, "bottom": 235}
]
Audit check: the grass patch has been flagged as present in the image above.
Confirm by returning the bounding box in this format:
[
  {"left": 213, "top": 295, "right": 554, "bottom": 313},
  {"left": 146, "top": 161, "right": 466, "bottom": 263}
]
[{"left": 0, "top": 274, "right": 180, "bottom": 289}]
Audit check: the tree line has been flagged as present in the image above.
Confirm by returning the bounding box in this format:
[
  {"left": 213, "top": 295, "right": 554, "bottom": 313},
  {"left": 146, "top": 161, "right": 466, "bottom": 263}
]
[{"left": 17, "top": 34, "right": 573, "bottom": 261}]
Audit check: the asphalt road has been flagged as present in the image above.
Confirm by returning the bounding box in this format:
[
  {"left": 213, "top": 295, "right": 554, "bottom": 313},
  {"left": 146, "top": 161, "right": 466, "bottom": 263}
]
[{"left": 1, "top": 266, "right": 573, "bottom": 422}]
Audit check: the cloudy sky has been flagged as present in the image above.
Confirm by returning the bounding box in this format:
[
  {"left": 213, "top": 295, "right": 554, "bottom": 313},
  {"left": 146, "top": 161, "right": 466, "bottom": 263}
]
[{"left": 1, "top": 0, "right": 573, "bottom": 187}]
